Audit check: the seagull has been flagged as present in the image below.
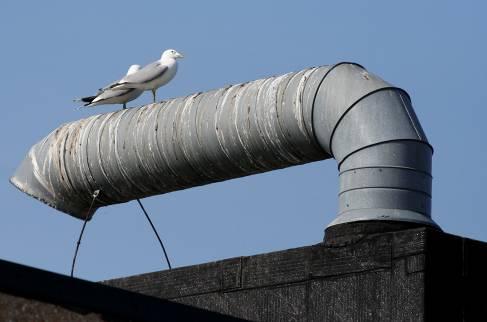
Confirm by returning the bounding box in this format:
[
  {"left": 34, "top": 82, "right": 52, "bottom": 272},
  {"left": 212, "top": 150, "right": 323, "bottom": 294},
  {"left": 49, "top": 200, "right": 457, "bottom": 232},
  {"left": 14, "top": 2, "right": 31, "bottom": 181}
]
[
  {"left": 109, "top": 49, "right": 184, "bottom": 103},
  {"left": 75, "top": 64, "right": 144, "bottom": 109}
]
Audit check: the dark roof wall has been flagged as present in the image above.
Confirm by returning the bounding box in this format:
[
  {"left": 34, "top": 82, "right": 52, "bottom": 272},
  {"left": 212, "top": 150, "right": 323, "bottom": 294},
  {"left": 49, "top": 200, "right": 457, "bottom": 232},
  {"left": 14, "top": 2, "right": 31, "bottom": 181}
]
[{"left": 106, "top": 227, "right": 487, "bottom": 321}]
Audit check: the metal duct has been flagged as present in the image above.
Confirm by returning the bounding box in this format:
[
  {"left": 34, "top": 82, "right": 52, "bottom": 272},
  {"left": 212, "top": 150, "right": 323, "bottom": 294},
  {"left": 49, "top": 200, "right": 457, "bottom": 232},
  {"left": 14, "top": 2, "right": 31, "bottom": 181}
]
[{"left": 10, "top": 63, "right": 439, "bottom": 228}]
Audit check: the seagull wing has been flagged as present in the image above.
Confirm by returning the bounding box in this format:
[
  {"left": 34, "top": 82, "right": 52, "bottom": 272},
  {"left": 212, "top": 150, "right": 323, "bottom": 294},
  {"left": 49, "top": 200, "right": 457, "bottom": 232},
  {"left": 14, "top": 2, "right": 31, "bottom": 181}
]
[{"left": 113, "top": 62, "right": 168, "bottom": 87}]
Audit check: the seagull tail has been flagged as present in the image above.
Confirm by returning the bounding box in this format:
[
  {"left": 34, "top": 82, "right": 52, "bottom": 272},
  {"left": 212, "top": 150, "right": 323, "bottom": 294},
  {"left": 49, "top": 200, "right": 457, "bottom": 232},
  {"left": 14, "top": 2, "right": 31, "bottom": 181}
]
[{"left": 73, "top": 96, "right": 97, "bottom": 104}]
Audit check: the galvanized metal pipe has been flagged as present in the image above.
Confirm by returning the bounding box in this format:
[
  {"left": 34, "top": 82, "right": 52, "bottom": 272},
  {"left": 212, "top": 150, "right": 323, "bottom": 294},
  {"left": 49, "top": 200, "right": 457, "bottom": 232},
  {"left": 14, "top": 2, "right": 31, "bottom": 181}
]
[{"left": 10, "top": 63, "right": 439, "bottom": 228}]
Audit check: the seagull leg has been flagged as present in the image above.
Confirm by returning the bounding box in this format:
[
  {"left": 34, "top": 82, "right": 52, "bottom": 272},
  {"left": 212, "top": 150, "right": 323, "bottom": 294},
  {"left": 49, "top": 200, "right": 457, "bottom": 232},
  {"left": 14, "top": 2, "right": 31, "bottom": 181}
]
[
  {"left": 152, "top": 89, "right": 156, "bottom": 103},
  {"left": 123, "top": 103, "right": 127, "bottom": 110}
]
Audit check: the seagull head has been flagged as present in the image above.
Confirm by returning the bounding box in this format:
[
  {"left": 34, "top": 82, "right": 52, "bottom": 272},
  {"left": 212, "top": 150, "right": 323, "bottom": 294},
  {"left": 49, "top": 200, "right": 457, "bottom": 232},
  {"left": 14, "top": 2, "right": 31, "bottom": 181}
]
[
  {"left": 126, "top": 64, "right": 141, "bottom": 75},
  {"left": 161, "top": 49, "right": 184, "bottom": 60}
]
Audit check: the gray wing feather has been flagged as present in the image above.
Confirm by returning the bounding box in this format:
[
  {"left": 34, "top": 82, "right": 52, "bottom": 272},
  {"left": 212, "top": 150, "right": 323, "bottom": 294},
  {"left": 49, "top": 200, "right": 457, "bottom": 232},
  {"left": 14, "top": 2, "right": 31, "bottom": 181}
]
[
  {"left": 119, "top": 62, "right": 168, "bottom": 85},
  {"left": 95, "top": 88, "right": 132, "bottom": 100}
]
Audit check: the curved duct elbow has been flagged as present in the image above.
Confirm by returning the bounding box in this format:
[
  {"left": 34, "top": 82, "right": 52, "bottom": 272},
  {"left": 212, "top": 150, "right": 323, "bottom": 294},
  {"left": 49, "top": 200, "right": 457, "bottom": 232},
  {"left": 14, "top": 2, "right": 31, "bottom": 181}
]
[
  {"left": 10, "top": 63, "right": 438, "bottom": 229},
  {"left": 313, "top": 63, "right": 434, "bottom": 227}
]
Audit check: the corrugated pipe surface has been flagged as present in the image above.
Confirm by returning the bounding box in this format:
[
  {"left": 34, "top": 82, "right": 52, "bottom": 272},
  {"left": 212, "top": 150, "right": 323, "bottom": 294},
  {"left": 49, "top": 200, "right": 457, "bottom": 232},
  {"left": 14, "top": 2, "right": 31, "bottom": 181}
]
[{"left": 11, "top": 63, "right": 438, "bottom": 228}]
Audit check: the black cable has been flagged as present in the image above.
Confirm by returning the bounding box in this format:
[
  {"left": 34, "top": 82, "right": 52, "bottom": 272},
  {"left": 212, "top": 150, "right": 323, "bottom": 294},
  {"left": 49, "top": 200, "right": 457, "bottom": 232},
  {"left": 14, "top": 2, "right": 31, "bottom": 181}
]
[
  {"left": 136, "top": 198, "right": 172, "bottom": 269},
  {"left": 71, "top": 189, "right": 100, "bottom": 278}
]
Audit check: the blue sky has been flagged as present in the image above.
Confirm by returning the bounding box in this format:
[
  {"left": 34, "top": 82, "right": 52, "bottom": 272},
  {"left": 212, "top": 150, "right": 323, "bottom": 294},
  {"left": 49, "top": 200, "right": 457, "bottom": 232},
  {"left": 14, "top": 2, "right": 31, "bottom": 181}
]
[{"left": 1, "top": 1, "right": 486, "bottom": 281}]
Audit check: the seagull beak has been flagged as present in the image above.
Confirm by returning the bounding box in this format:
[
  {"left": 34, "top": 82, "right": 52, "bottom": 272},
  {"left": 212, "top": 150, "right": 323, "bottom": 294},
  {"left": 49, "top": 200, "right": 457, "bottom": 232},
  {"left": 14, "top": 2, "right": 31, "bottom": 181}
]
[{"left": 176, "top": 52, "right": 184, "bottom": 59}]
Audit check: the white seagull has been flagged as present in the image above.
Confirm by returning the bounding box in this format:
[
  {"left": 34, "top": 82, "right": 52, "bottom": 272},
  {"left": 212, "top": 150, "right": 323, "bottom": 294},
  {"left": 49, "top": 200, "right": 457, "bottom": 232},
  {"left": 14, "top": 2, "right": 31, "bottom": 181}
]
[
  {"left": 109, "top": 49, "right": 184, "bottom": 103},
  {"left": 75, "top": 64, "right": 144, "bottom": 109}
]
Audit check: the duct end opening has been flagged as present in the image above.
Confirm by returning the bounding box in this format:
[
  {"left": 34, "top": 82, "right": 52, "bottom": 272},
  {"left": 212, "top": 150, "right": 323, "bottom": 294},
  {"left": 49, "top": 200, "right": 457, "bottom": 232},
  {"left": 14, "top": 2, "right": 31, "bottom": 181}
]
[{"left": 10, "top": 154, "right": 97, "bottom": 220}]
